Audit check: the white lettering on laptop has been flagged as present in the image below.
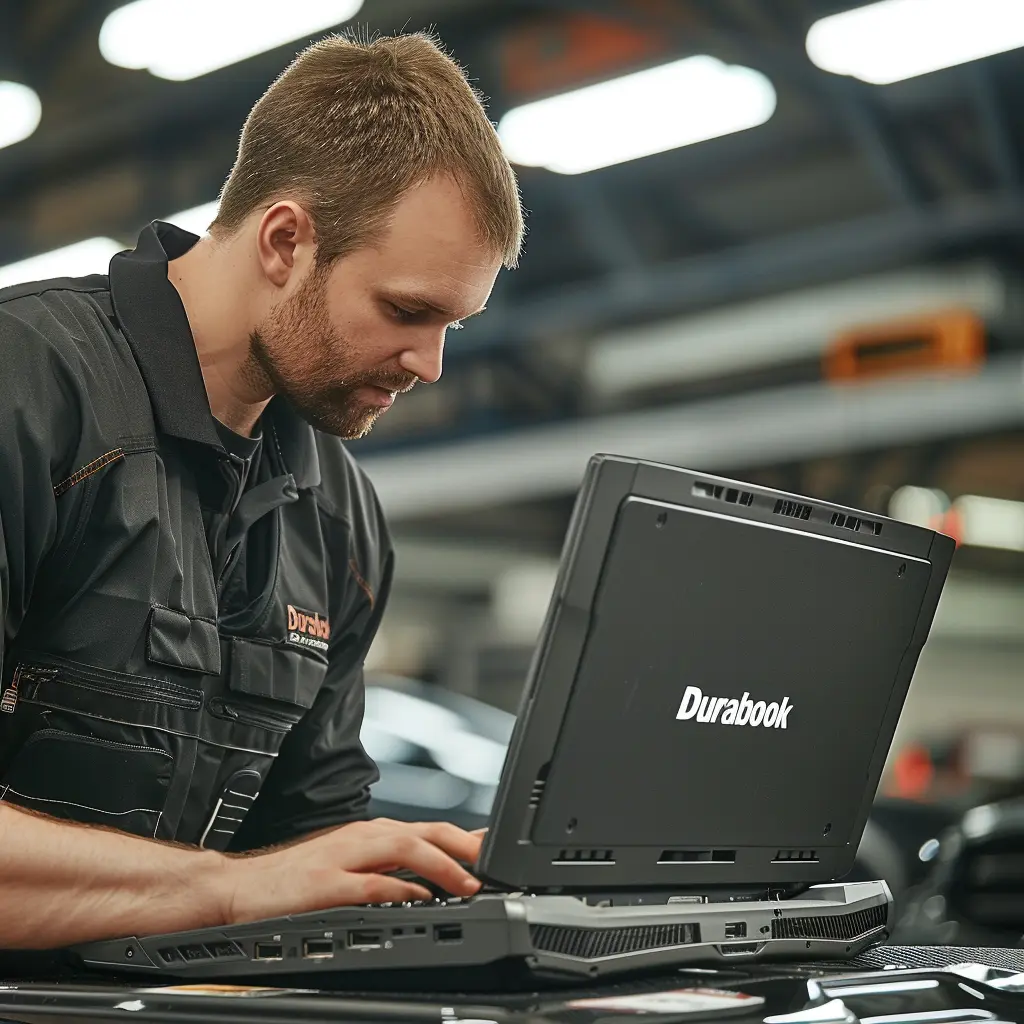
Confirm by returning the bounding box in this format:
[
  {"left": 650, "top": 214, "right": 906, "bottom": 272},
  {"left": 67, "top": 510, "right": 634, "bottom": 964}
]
[{"left": 675, "top": 685, "right": 793, "bottom": 729}]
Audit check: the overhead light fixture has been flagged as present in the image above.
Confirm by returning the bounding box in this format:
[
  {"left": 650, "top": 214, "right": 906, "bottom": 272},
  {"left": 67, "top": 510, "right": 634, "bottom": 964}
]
[
  {"left": 163, "top": 200, "right": 218, "bottom": 236},
  {"left": 99, "top": 0, "right": 364, "bottom": 81},
  {"left": 889, "top": 485, "right": 949, "bottom": 529},
  {"left": 497, "top": 55, "right": 777, "bottom": 174},
  {"left": 806, "top": 0, "right": 1024, "bottom": 85},
  {"left": 953, "top": 494, "right": 1024, "bottom": 552},
  {"left": 0, "top": 81, "right": 42, "bottom": 149},
  {"left": 0, "top": 237, "right": 123, "bottom": 290},
  {"left": 890, "top": 486, "right": 1024, "bottom": 552}
]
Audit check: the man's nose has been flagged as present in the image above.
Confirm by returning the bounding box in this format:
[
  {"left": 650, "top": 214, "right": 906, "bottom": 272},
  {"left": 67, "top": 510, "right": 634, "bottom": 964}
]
[{"left": 398, "top": 331, "right": 445, "bottom": 385}]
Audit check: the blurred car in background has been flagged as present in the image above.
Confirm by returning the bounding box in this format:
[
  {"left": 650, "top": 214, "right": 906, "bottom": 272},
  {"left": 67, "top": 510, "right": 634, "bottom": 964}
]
[{"left": 363, "top": 675, "right": 514, "bottom": 830}]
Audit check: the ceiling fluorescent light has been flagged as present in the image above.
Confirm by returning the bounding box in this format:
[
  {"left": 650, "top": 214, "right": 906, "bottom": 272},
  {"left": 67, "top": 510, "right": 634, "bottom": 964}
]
[
  {"left": 806, "top": 0, "right": 1024, "bottom": 85},
  {"left": 889, "top": 485, "right": 949, "bottom": 529},
  {"left": 0, "top": 238, "right": 123, "bottom": 290},
  {"left": 0, "top": 81, "right": 42, "bottom": 149},
  {"left": 100, "top": 0, "right": 364, "bottom": 81},
  {"left": 954, "top": 494, "right": 1024, "bottom": 552},
  {"left": 164, "top": 200, "right": 219, "bottom": 236},
  {"left": 498, "top": 55, "right": 776, "bottom": 174}
]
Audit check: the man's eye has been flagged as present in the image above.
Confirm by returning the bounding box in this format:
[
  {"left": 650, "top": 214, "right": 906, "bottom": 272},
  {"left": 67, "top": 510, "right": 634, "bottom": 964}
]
[{"left": 390, "top": 304, "right": 416, "bottom": 322}]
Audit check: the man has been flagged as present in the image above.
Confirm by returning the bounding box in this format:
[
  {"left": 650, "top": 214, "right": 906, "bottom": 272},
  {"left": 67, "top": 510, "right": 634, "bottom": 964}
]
[{"left": 0, "top": 31, "right": 523, "bottom": 949}]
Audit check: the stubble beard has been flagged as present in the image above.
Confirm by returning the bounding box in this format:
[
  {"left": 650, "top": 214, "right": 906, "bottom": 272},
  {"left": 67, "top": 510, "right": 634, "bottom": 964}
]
[{"left": 244, "top": 267, "right": 413, "bottom": 440}]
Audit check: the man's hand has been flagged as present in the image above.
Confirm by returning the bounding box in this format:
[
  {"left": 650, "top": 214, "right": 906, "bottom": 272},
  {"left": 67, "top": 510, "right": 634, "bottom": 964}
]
[{"left": 224, "top": 818, "right": 485, "bottom": 925}]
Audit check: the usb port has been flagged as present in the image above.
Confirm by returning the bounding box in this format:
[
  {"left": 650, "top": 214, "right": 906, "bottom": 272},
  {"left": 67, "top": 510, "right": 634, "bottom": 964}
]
[
  {"left": 724, "top": 922, "right": 746, "bottom": 939},
  {"left": 253, "top": 942, "right": 284, "bottom": 961},
  {"left": 721, "top": 941, "right": 758, "bottom": 955},
  {"left": 347, "top": 929, "right": 382, "bottom": 950},
  {"left": 434, "top": 924, "right": 463, "bottom": 944},
  {"left": 302, "top": 938, "right": 334, "bottom": 959}
]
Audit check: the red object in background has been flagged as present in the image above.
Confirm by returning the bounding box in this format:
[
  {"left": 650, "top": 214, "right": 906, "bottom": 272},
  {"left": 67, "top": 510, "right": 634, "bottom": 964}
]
[
  {"left": 499, "top": 8, "right": 674, "bottom": 100},
  {"left": 888, "top": 744, "right": 935, "bottom": 800},
  {"left": 933, "top": 506, "right": 963, "bottom": 548}
]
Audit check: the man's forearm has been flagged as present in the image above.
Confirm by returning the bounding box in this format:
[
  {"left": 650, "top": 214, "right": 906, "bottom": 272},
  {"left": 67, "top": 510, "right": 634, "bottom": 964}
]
[{"left": 0, "top": 802, "right": 230, "bottom": 949}]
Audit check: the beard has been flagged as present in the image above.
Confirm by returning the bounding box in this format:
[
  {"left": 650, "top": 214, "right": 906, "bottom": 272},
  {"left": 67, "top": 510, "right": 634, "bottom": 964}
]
[{"left": 244, "top": 266, "right": 416, "bottom": 439}]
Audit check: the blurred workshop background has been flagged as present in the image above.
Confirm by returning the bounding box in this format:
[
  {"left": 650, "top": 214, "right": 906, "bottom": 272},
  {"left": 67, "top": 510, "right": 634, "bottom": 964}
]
[{"left": 4, "top": 0, "right": 1024, "bottom": 941}]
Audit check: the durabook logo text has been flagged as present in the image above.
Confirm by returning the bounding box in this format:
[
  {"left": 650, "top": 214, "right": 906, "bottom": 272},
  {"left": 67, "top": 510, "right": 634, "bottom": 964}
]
[
  {"left": 286, "top": 604, "right": 330, "bottom": 653},
  {"left": 676, "top": 685, "right": 794, "bottom": 729}
]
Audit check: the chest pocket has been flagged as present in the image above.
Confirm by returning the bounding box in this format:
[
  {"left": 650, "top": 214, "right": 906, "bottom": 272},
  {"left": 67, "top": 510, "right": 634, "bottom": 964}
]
[
  {"left": 214, "top": 638, "right": 327, "bottom": 730},
  {"left": 147, "top": 605, "right": 222, "bottom": 675}
]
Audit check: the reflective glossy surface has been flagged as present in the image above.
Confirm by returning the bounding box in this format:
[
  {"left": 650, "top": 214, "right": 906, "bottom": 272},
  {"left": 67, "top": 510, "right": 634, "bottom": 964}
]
[{"left": 4, "top": 950, "right": 1024, "bottom": 1024}]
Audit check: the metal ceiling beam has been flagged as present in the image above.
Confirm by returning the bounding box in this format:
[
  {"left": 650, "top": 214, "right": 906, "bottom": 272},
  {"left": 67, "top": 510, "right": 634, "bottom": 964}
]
[
  {"left": 0, "top": 2, "right": 27, "bottom": 81},
  {"left": 361, "top": 355, "right": 1024, "bottom": 520},
  {"left": 558, "top": 174, "right": 645, "bottom": 274},
  {"left": 966, "top": 63, "right": 1023, "bottom": 196},
  {"left": 32, "top": 1, "right": 110, "bottom": 87},
  {"left": 0, "top": 69, "right": 258, "bottom": 210},
  {"left": 450, "top": 194, "right": 1024, "bottom": 357},
  {"left": 818, "top": 78, "right": 929, "bottom": 207},
  {"left": 0, "top": 0, "right": 475, "bottom": 210},
  {"left": 540, "top": 0, "right": 930, "bottom": 207},
  {"left": 585, "top": 260, "right": 1007, "bottom": 396},
  {"left": 757, "top": 0, "right": 928, "bottom": 207}
]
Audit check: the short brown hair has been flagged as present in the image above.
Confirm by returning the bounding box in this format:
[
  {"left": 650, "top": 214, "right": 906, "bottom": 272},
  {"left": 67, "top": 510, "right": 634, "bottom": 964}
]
[{"left": 213, "top": 32, "right": 524, "bottom": 268}]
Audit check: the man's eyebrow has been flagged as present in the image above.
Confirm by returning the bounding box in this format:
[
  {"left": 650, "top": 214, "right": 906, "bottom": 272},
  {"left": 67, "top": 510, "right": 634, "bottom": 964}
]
[{"left": 387, "top": 291, "right": 487, "bottom": 319}]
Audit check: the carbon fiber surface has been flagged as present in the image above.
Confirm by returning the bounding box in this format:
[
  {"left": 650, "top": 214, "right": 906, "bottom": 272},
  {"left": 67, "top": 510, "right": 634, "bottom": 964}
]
[{"left": 815, "top": 944, "right": 1024, "bottom": 972}]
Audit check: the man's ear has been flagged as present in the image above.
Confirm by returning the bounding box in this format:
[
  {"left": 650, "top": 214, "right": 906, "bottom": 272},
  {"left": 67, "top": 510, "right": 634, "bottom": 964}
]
[{"left": 255, "top": 201, "right": 316, "bottom": 288}]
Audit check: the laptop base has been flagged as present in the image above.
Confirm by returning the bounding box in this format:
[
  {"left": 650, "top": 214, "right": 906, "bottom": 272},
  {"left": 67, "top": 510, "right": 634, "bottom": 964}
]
[{"left": 72, "top": 880, "right": 891, "bottom": 984}]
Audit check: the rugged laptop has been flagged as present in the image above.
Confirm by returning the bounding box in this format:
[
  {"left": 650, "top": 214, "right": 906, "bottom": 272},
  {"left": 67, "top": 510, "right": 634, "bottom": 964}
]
[{"left": 71, "top": 455, "right": 954, "bottom": 982}]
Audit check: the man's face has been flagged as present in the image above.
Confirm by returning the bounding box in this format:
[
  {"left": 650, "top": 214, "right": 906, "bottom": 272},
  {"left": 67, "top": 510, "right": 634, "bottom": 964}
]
[{"left": 248, "top": 177, "right": 501, "bottom": 439}]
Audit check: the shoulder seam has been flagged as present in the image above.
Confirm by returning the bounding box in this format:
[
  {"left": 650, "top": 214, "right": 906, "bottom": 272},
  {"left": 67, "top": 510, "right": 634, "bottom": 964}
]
[
  {"left": 53, "top": 448, "right": 125, "bottom": 498},
  {"left": 0, "top": 284, "right": 108, "bottom": 309}
]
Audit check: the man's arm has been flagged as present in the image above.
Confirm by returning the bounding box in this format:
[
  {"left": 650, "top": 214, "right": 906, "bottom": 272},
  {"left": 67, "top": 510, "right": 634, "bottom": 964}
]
[
  {"left": 0, "top": 803, "right": 228, "bottom": 948},
  {"left": 0, "top": 800, "right": 484, "bottom": 949}
]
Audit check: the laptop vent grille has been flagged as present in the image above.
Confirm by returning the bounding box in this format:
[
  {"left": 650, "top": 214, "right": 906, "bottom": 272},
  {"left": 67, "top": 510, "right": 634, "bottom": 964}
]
[
  {"left": 530, "top": 922, "right": 700, "bottom": 960},
  {"left": 771, "top": 904, "right": 887, "bottom": 941},
  {"left": 692, "top": 481, "right": 754, "bottom": 506},
  {"left": 831, "top": 511, "right": 883, "bottom": 536},
  {"left": 773, "top": 499, "right": 813, "bottom": 521},
  {"left": 659, "top": 849, "right": 736, "bottom": 864},
  {"left": 773, "top": 849, "right": 818, "bottom": 863},
  {"left": 529, "top": 764, "right": 550, "bottom": 808},
  {"left": 554, "top": 849, "right": 616, "bottom": 864}
]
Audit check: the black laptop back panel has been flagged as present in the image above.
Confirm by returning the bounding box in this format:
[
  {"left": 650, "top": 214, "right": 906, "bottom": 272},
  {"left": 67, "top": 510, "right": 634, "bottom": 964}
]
[
  {"left": 536, "top": 498, "right": 927, "bottom": 848},
  {"left": 478, "top": 455, "right": 954, "bottom": 892}
]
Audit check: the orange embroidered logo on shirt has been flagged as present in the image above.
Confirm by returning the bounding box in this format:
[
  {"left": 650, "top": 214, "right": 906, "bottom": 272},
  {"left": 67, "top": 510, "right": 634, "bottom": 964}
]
[{"left": 286, "top": 605, "right": 330, "bottom": 653}]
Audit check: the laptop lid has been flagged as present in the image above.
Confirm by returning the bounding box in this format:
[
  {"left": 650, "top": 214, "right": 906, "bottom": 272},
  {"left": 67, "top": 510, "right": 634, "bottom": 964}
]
[{"left": 477, "top": 455, "right": 954, "bottom": 893}]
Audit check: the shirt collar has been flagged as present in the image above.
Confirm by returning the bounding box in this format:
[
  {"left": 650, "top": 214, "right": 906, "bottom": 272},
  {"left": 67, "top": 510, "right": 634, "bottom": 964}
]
[{"left": 108, "top": 220, "right": 320, "bottom": 490}]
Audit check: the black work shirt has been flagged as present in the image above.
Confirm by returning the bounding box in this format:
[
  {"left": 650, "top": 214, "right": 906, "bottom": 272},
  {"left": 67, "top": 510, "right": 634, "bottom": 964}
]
[
  {"left": 0, "top": 222, "right": 391, "bottom": 850},
  {"left": 214, "top": 418, "right": 263, "bottom": 498}
]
